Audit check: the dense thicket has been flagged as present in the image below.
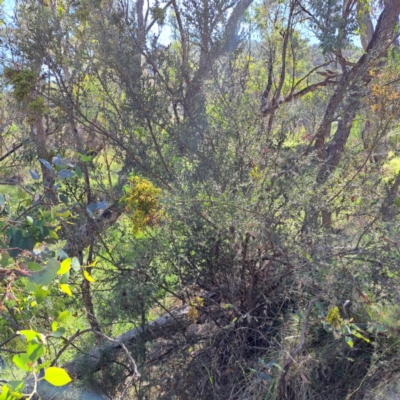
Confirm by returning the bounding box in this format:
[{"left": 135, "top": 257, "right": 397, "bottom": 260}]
[{"left": 1, "top": 0, "right": 400, "bottom": 399}]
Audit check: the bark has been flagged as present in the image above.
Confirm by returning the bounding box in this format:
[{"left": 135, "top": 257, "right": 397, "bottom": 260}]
[
  {"left": 63, "top": 203, "right": 122, "bottom": 258},
  {"left": 357, "top": 0, "right": 374, "bottom": 51}
]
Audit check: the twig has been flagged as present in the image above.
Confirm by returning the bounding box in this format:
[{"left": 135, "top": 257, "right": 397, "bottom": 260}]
[
  {"left": 93, "top": 330, "right": 140, "bottom": 378},
  {"left": 51, "top": 329, "right": 93, "bottom": 366}
]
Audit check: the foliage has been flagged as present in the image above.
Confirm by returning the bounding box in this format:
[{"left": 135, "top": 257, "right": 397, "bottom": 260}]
[
  {"left": 0, "top": 0, "right": 400, "bottom": 399},
  {"left": 120, "top": 176, "right": 164, "bottom": 235}
]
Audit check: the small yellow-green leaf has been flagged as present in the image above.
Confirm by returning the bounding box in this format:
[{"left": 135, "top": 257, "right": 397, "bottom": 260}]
[
  {"left": 19, "top": 330, "right": 40, "bottom": 342},
  {"left": 57, "top": 311, "right": 69, "bottom": 323},
  {"left": 83, "top": 270, "right": 95, "bottom": 282},
  {"left": 57, "top": 258, "right": 71, "bottom": 275},
  {"left": 59, "top": 284, "right": 72, "bottom": 296},
  {"left": 44, "top": 367, "right": 72, "bottom": 387},
  {"left": 51, "top": 321, "right": 58, "bottom": 332},
  {"left": 48, "top": 230, "right": 59, "bottom": 240},
  {"left": 12, "top": 354, "right": 32, "bottom": 371}
]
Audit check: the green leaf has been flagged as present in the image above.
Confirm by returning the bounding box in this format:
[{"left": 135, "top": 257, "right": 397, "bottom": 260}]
[
  {"left": 0, "top": 385, "right": 10, "bottom": 400},
  {"left": 12, "top": 354, "right": 32, "bottom": 372},
  {"left": 345, "top": 336, "right": 354, "bottom": 348},
  {"left": 48, "top": 230, "right": 59, "bottom": 240},
  {"left": 29, "top": 259, "right": 60, "bottom": 285},
  {"left": 83, "top": 270, "right": 95, "bottom": 282},
  {"left": 43, "top": 367, "right": 72, "bottom": 386},
  {"left": 59, "top": 284, "right": 72, "bottom": 296},
  {"left": 29, "top": 170, "right": 40, "bottom": 180},
  {"left": 27, "top": 341, "right": 44, "bottom": 361},
  {"left": 7, "top": 381, "right": 24, "bottom": 392},
  {"left": 0, "top": 253, "right": 10, "bottom": 267},
  {"left": 71, "top": 257, "right": 80, "bottom": 272},
  {"left": 57, "top": 258, "right": 71, "bottom": 275},
  {"left": 59, "top": 270, "right": 69, "bottom": 284},
  {"left": 27, "top": 262, "right": 42, "bottom": 271},
  {"left": 57, "top": 311, "right": 69, "bottom": 323},
  {"left": 19, "top": 330, "right": 40, "bottom": 342},
  {"left": 39, "top": 158, "right": 53, "bottom": 171},
  {"left": 26, "top": 216, "right": 33, "bottom": 225},
  {"left": 58, "top": 170, "right": 74, "bottom": 179},
  {"left": 34, "top": 286, "right": 49, "bottom": 303},
  {"left": 51, "top": 328, "right": 66, "bottom": 338}
]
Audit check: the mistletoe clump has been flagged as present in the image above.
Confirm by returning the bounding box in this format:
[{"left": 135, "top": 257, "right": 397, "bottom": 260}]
[{"left": 120, "top": 176, "right": 164, "bottom": 235}]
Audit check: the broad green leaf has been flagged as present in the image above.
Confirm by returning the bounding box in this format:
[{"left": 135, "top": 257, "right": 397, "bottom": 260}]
[
  {"left": 0, "top": 253, "right": 10, "bottom": 267},
  {"left": 57, "top": 248, "right": 69, "bottom": 260},
  {"left": 12, "top": 354, "right": 32, "bottom": 372},
  {"left": 57, "top": 258, "right": 71, "bottom": 275},
  {"left": 27, "top": 341, "right": 44, "bottom": 361},
  {"left": 51, "top": 328, "right": 66, "bottom": 338},
  {"left": 57, "top": 311, "right": 69, "bottom": 323},
  {"left": 0, "top": 385, "right": 10, "bottom": 400},
  {"left": 83, "top": 270, "right": 95, "bottom": 282},
  {"left": 59, "top": 284, "right": 72, "bottom": 296},
  {"left": 60, "top": 270, "right": 69, "bottom": 284},
  {"left": 29, "top": 259, "right": 60, "bottom": 285},
  {"left": 29, "top": 169, "right": 40, "bottom": 180},
  {"left": 58, "top": 169, "right": 74, "bottom": 179},
  {"left": 26, "top": 216, "right": 33, "bottom": 225},
  {"left": 71, "top": 257, "right": 80, "bottom": 272},
  {"left": 51, "top": 321, "right": 58, "bottom": 332},
  {"left": 8, "top": 381, "right": 24, "bottom": 393},
  {"left": 39, "top": 158, "right": 53, "bottom": 171},
  {"left": 27, "top": 262, "right": 42, "bottom": 271},
  {"left": 34, "top": 286, "right": 49, "bottom": 304},
  {"left": 43, "top": 367, "right": 72, "bottom": 386},
  {"left": 19, "top": 330, "right": 40, "bottom": 342}
]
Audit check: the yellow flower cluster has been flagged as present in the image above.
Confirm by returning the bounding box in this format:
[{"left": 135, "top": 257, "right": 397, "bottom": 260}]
[
  {"left": 326, "top": 306, "right": 342, "bottom": 329},
  {"left": 188, "top": 296, "right": 204, "bottom": 323},
  {"left": 120, "top": 176, "right": 163, "bottom": 235}
]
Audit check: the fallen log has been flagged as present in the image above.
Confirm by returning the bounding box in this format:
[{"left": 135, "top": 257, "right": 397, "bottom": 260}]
[{"left": 63, "top": 304, "right": 190, "bottom": 378}]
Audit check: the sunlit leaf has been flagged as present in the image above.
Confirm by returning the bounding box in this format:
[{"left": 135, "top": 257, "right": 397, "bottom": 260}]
[
  {"left": 27, "top": 341, "right": 44, "bottom": 361},
  {"left": 12, "top": 354, "right": 32, "bottom": 372},
  {"left": 43, "top": 367, "right": 72, "bottom": 386},
  {"left": 57, "top": 258, "right": 71, "bottom": 275},
  {"left": 59, "top": 284, "right": 72, "bottom": 296},
  {"left": 57, "top": 311, "right": 69, "bottom": 322},
  {"left": 83, "top": 270, "right": 95, "bottom": 282},
  {"left": 19, "top": 330, "right": 40, "bottom": 342}
]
